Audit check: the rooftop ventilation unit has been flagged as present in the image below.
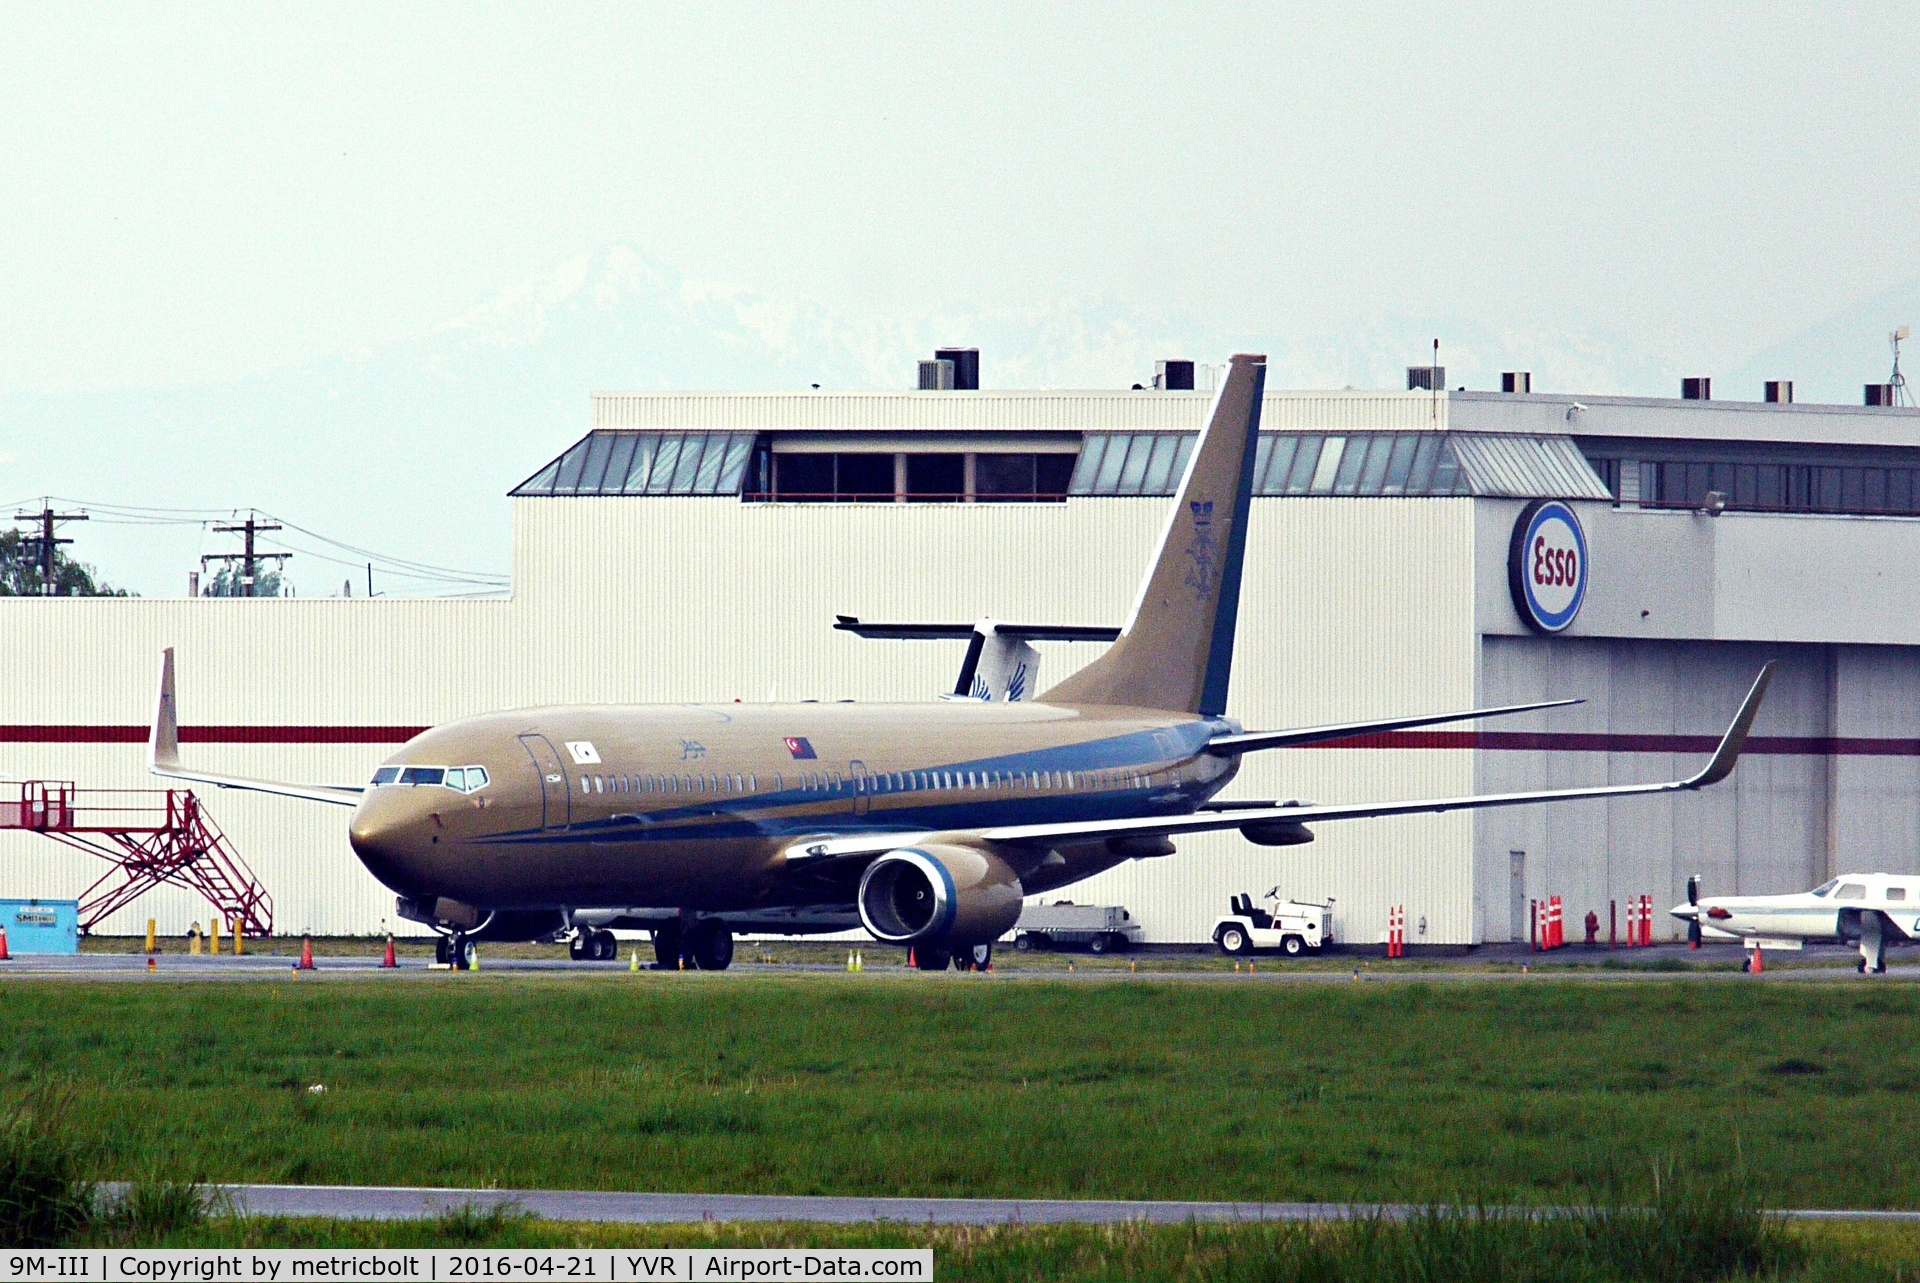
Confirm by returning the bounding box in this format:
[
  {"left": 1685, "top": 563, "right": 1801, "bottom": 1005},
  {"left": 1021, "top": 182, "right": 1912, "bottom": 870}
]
[
  {"left": 1502, "top": 372, "right": 1532, "bottom": 394},
  {"left": 934, "top": 347, "right": 979, "bottom": 391},
  {"left": 1765, "top": 381, "right": 1794, "bottom": 404},
  {"left": 1407, "top": 366, "right": 1446, "bottom": 391},
  {"left": 917, "top": 359, "right": 955, "bottom": 390},
  {"left": 1682, "top": 377, "right": 1711, "bottom": 400},
  {"left": 1155, "top": 360, "right": 1195, "bottom": 391},
  {"left": 1866, "top": 384, "right": 1898, "bottom": 407}
]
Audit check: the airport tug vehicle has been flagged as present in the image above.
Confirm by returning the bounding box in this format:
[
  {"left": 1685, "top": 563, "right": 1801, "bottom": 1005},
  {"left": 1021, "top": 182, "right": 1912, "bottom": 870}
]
[{"left": 1212, "top": 891, "right": 1333, "bottom": 956}]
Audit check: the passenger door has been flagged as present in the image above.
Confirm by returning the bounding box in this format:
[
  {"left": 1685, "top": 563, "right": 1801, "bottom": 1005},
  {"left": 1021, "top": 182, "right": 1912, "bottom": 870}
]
[
  {"left": 849, "top": 760, "right": 871, "bottom": 817},
  {"left": 519, "top": 733, "right": 571, "bottom": 830}
]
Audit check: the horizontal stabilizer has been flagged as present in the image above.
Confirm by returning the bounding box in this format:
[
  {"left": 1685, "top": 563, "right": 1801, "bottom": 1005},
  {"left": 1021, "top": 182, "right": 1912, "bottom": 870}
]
[
  {"left": 1206, "top": 698, "right": 1584, "bottom": 755},
  {"left": 834, "top": 616, "right": 1120, "bottom": 642},
  {"left": 148, "top": 648, "right": 365, "bottom": 807}
]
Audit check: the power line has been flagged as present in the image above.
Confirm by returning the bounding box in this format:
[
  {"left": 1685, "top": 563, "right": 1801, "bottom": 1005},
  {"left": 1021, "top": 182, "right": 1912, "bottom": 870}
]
[{"left": 11, "top": 503, "right": 89, "bottom": 596}]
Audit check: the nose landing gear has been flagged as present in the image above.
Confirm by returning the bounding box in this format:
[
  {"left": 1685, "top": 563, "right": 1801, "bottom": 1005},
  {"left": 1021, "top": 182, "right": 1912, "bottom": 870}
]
[{"left": 434, "top": 932, "right": 475, "bottom": 970}]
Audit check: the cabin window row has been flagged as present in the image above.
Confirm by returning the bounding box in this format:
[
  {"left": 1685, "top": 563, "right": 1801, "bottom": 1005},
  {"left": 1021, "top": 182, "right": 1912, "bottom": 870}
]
[
  {"left": 576, "top": 766, "right": 1156, "bottom": 798},
  {"left": 370, "top": 766, "right": 490, "bottom": 792}
]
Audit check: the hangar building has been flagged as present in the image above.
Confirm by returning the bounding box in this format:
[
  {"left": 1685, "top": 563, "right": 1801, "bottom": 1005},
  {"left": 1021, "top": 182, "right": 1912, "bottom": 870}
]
[{"left": 4, "top": 363, "right": 1919, "bottom": 947}]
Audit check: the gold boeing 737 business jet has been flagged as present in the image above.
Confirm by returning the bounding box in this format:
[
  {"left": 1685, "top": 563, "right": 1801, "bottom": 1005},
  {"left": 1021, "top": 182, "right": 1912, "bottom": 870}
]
[{"left": 149, "top": 354, "right": 1773, "bottom": 969}]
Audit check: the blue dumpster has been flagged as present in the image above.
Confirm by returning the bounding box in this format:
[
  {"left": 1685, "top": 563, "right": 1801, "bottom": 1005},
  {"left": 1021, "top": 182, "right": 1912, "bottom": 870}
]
[{"left": 1, "top": 899, "right": 79, "bottom": 954}]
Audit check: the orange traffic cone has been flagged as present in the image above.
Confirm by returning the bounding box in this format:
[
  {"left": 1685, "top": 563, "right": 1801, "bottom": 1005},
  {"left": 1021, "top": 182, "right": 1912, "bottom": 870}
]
[
  {"left": 0, "top": 925, "right": 10, "bottom": 961},
  {"left": 907, "top": 947, "right": 916, "bottom": 969},
  {"left": 146, "top": 955, "right": 156, "bottom": 972},
  {"left": 381, "top": 934, "right": 397, "bottom": 968},
  {"left": 295, "top": 934, "right": 316, "bottom": 971}
]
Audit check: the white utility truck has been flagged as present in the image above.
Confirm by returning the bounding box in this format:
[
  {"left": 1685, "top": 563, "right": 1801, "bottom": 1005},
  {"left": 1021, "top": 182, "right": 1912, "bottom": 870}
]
[
  {"left": 1012, "top": 902, "right": 1143, "bottom": 954},
  {"left": 1212, "top": 892, "right": 1334, "bottom": 956}
]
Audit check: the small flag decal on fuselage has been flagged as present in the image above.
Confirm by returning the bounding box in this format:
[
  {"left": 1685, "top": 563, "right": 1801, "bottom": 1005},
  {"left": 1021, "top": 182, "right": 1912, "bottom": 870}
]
[{"left": 785, "top": 736, "right": 817, "bottom": 759}]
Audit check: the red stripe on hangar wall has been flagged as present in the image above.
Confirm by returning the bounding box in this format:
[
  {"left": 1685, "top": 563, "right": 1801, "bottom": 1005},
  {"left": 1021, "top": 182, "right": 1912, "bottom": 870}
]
[
  {"left": 0, "top": 726, "right": 427, "bottom": 744},
  {"left": 0, "top": 725, "right": 1912, "bottom": 756},
  {"left": 1310, "top": 730, "right": 1920, "bottom": 756}
]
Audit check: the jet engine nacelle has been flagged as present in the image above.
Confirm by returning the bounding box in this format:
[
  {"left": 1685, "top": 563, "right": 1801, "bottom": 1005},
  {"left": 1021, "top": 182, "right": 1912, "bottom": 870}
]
[{"left": 857, "top": 844, "right": 1023, "bottom": 947}]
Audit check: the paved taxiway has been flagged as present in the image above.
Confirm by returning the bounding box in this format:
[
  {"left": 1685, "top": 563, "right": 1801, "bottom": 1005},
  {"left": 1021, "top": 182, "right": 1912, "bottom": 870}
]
[
  {"left": 183, "top": 1184, "right": 1920, "bottom": 1225},
  {"left": 2, "top": 949, "right": 1911, "bottom": 981}
]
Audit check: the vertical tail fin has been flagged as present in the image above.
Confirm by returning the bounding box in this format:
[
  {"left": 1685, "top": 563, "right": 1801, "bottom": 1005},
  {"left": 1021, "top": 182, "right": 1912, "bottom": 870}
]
[{"left": 1041, "top": 353, "right": 1267, "bottom": 714}]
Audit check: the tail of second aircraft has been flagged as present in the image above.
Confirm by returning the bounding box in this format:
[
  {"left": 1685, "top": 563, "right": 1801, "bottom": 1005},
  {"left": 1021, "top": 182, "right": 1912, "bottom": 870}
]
[{"left": 1040, "top": 353, "right": 1266, "bottom": 716}]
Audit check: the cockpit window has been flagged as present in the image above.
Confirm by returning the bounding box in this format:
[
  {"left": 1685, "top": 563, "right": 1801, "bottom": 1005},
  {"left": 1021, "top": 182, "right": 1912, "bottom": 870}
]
[
  {"left": 1810, "top": 879, "right": 1838, "bottom": 897},
  {"left": 374, "top": 765, "right": 488, "bottom": 790},
  {"left": 1835, "top": 883, "right": 1867, "bottom": 900}
]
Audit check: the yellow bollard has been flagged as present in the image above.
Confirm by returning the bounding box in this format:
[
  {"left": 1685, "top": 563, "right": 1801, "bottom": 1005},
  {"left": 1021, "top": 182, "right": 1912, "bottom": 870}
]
[
  {"left": 145, "top": 919, "right": 157, "bottom": 955},
  {"left": 854, "top": 950, "right": 863, "bottom": 972},
  {"left": 231, "top": 920, "right": 243, "bottom": 956},
  {"left": 630, "top": 950, "right": 640, "bottom": 972},
  {"left": 189, "top": 924, "right": 202, "bottom": 956},
  {"left": 209, "top": 917, "right": 221, "bottom": 956}
]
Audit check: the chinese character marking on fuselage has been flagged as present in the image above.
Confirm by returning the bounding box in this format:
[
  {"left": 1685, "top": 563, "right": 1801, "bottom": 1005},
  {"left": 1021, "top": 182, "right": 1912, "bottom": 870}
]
[{"left": 1184, "top": 499, "right": 1218, "bottom": 601}]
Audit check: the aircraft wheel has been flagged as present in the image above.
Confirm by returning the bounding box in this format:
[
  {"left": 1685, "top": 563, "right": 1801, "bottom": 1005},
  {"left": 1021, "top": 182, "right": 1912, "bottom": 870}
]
[
  {"left": 449, "top": 933, "right": 472, "bottom": 971},
  {"left": 594, "top": 930, "right": 618, "bottom": 961},
  {"left": 692, "top": 921, "right": 733, "bottom": 971},
  {"left": 652, "top": 923, "right": 682, "bottom": 968},
  {"left": 568, "top": 932, "right": 589, "bottom": 962},
  {"left": 1219, "top": 926, "right": 1251, "bottom": 956},
  {"left": 953, "top": 942, "right": 991, "bottom": 971},
  {"left": 915, "top": 946, "right": 951, "bottom": 971},
  {"left": 434, "top": 936, "right": 452, "bottom": 965}
]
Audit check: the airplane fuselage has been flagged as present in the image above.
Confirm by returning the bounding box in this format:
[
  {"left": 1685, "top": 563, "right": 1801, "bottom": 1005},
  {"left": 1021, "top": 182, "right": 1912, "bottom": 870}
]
[
  {"left": 1672, "top": 875, "right": 1920, "bottom": 945},
  {"left": 348, "top": 699, "right": 1240, "bottom": 916}
]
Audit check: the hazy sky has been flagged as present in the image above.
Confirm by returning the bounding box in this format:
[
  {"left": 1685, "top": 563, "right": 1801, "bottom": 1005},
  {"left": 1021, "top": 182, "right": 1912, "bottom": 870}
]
[{"left": 5, "top": 2, "right": 1917, "bottom": 399}]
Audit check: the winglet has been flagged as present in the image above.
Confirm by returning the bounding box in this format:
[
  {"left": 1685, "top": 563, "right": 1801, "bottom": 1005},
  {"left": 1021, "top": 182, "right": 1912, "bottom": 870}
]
[
  {"left": 1685, "top": 662, "right": 1773, "bottom": 789},
  {"left": 150, "top": 648, "right": 180, "bottom": 774}
]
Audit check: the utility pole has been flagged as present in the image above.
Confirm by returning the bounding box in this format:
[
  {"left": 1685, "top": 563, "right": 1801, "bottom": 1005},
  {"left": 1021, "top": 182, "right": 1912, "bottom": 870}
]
[
  {"left": 202, "top": 513, "right": 290, "bottom": 598},
  {"left": 12, "top": 504, "right": 88, "bottom": 596}
]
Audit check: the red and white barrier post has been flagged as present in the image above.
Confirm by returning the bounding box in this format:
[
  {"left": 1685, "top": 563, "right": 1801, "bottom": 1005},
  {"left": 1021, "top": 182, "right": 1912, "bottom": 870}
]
[{"left": 1386, "top": 905, "right": 1405, "bottom": 958}]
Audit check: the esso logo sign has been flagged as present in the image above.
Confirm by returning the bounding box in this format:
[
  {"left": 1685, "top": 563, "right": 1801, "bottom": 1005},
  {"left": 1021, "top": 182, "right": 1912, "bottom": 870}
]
[{"left": 1506, "top": 500, "right": 1588, "bottom": 633}]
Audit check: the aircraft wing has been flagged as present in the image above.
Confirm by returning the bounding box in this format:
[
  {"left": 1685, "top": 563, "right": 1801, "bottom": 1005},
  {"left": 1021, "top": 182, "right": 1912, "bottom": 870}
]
[
  {"left": 1204, "top": 698, "right": 1582, "bottom": 755},
  {"left": 786, "top": 664, "right": 1771, "bottom": 867},
  {"left": 984, "top": 664, "right": 1770, "bottom": 847},
  {"left": 148, "top": 649, "right": 365, "bottom": 807}
]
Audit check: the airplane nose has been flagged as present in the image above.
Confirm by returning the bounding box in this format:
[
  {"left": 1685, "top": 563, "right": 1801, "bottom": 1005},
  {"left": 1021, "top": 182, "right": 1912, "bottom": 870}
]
[
  {"left": 1669, "top": 903, "right": 1699, "bottom": 922},
  {"left": 349, "top": 792, "right": 435, "bottom": 895}
]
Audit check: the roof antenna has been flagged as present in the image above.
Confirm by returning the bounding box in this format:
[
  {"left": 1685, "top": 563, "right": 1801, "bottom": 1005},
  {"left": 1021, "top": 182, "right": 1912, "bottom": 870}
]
[
  {"left": 1431, "top": 338, "right": 1440, "bottom": 423},
  {"left": 1892, "top": 327, "right": 1913, "bottom": 408}
]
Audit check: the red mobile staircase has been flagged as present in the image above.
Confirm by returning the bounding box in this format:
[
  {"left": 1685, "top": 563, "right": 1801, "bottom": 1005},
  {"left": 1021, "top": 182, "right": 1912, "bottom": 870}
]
[{"left": 0, "top": 781, "right": 272, "bottom": 937}]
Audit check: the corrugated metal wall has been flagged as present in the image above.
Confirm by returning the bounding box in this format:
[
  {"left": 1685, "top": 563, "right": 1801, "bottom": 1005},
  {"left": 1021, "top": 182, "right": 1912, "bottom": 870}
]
[
  {"left": 1474, "top": 637, "right": 1837, "bottom": 943},
  {"left": 0, "top": 494, "right": 1480, "bottom": 943}
]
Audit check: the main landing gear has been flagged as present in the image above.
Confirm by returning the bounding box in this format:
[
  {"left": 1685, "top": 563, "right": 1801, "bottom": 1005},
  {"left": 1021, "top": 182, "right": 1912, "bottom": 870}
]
[
  {"left": 913, "top": 942, "right": 992, "bottom": 971},
  {"left": 569, "top": 929, "right": 619, "bottom": 962},
  {"left": 649, "top": 918, "right": 734, "bottom": 971}
]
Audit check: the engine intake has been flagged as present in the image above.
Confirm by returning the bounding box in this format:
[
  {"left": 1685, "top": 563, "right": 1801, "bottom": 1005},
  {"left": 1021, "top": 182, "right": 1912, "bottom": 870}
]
[{"left": 857, "top": 844, "right": 1023, "bottom": 947}]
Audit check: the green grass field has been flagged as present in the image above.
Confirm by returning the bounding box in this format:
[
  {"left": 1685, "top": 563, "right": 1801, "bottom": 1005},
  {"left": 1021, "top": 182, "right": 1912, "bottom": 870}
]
[
  {"left": 64, "top": 1209, "right": 1920, "bottom": 1282},
  {"left": 3, "top": 974, "right": 1918, "bottom": 1209}
]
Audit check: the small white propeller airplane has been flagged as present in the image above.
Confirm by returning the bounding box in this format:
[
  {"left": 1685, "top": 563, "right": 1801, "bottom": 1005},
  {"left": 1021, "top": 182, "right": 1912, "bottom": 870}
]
[{"left": 1670, "top": 873, "right": 1920, "bottom": 974}]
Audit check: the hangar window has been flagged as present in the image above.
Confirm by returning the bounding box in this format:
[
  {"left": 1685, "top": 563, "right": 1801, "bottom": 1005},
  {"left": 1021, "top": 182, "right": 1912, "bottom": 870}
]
[
  {"left": 513, "top": 432, "right": 758, "bottom": 497},
  {"left": 1070, "top": 433, "right": 1494, "bottom": 497}
]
